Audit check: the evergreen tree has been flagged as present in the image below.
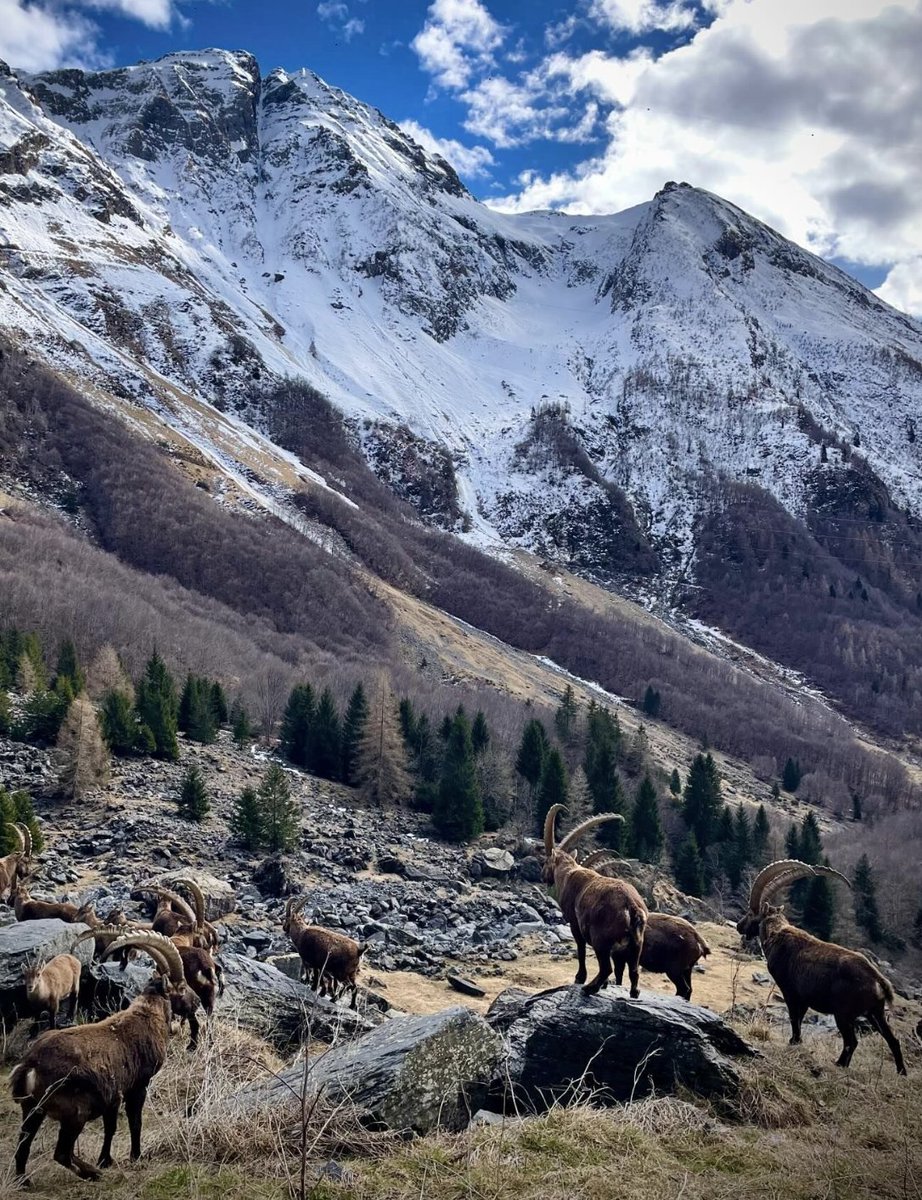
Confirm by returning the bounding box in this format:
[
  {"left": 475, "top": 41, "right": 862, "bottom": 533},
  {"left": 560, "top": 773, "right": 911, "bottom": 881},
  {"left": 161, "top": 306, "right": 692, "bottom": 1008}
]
[
  {"left": 398, "top": 698, "right": 416, "bottom": 743},
  {"left": 721, "top": 802, "right": 751, "bottom": 890},
  {"left": 799, "top": 811, "right": 823, "bottom": 864},
  {"left": 357, "top": 677, "right": 412, "bottom": 807},
  {"left": 752, "top": 804, "right": 771, "bottom": 866},
  {"left": 771, "top": 780, "right": 781, "bottom": 801},
  {"left": 177, "top": 763, "right": 210, "bottom": 822},
  {"left": 308, "top": 687, "right": 341, "bottom": 780},
  {"left": 803, "top": 865, "right": 836, "bottom": 941},
  {"left": 669, "top": 768, "right": 682, "bottom": 796},
  {"left": 682, "top": 753, "right": 723, "bottom": 851},
  {"left": 631, "top": 774, "right": 664, "bottom": 862},
  {"left": 675, "top": 832, "right": 705, "bottom": 896},
  {"left": 280, "top": 684, "right": 314, "bottom": 766},
  {"left": 14, "top": 685, "right": 70, "bottom": 744},
  {"left": 433, "top": 711, "right": 484, "bottom": 842},
  {"left": 259, "top": 763, "right": 300, "bottom": 852},
  {"left": 210, "top": 681, "right": 229, "bottom": 727},
  {"left": 851, "top": 792, "right": 863, "bottom": 822},
  {"left": 0, "top": 789, "right": 18, "bottom": 854},
  {"left": 54, "top": 638, "right": 84, "bottom": 696},
  {"left": 340, "top": 684, "right": 369, "bottom": 785},
  {"left": 135, "top": 652, "right": 179, "bottom": 760},
  {"left": 585, "top": 721, "right": 627, "bottom": 851},
  {"left": 853, "top": 853, "right": 883, "bottom": 943},
  {"left": 641, "top": 685, "right": 661, "bottom": 718},
  {"left": 0, "top": 628, "right": 23, "bottom": 688},
  {"left": 554, "top": 684, "right": 578, "bottom": 744},
  {"left": 782, "top": 757, "right": 802, "bottom": 792},
  {"left": 56, "top": 695, "right": 110, "bottom": 799},
  {"left": 784, "top": 821, "right": 800, "bottom": 860},
  {"left": 439, "top": 714, "right": 452, "bottom": 740},
  {"left": 184, "top": 676, "right": 218, "bottom": 745},
  {"left": 230, "top": 785, "right": 264, "bottom": 851},
  {"left": 21, "top": 632, "right": 47, "bottom": 690},
  {"left": 231, "top": 700, "right": 253, "bottom": 747},
  {"left": 0, "top": 688, "right": 10, "bottom": 736},
  {"left": 534, "top": 746, "right": 568, "bottom": 837},
  {"left": 471, "top": 710, "right": 490, "bottom": 756},
  {"left": 13, "top": 790, "right": 44, "bottom": 853},
  {"left": 515, "top": 719, "right": 548, "bottom": 792},
  {"left": 101, "top": 689, "right": 142, "bottom": 756}
]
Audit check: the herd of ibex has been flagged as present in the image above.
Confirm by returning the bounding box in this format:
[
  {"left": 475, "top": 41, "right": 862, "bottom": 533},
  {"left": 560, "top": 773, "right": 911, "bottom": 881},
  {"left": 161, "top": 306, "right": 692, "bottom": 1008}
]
[{"left": 2, "top": 800, "right": 911, "bottom": 1184}]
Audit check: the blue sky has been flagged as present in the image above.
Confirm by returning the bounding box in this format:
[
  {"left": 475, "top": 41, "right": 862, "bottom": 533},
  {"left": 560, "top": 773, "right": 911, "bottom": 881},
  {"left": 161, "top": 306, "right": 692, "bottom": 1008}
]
[{"left": 0, "top": 1, "right": 919, "bottom": 311}]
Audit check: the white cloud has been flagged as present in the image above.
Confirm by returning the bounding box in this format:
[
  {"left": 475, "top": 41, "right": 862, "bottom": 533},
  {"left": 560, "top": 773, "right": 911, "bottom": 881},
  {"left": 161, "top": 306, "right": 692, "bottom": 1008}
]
[
  {"left": 411, "top": 0, "right": 505, "bottom": 89},
  {"left": 0, "top": 0, "right": 183, "bottom": 72},
  {"left": 317, "top": 1, "right": 365, "bottom": 40},
  {"left": 486, "top": 0, "right": 922, "bottom": 316},
  {"left": 590, "top": 0, "right": 697, "bottom": 35},
  {"left": 400, "top": 118, "right": 495, "bottom": 178}
]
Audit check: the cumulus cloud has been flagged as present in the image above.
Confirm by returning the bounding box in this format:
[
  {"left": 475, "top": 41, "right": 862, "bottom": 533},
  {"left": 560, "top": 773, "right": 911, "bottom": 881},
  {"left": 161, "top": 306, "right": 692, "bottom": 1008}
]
[
  {"left": 484, "top": 0, "right": 922, "bottom": 315},
  {"left": 411, "top": 0, "right": 506, "bottom": 89},
  {"left": 317, "top": 1, "right": 365, "bottom": 40},
  {"left": 589, "top": 0, "right": 697, "bottom": 35},
  {"left": 0, "top": 0, "right": 184, "bottom": 71},
  {"left": 400, "top": 118, "right": 495, "bottom": 178}
]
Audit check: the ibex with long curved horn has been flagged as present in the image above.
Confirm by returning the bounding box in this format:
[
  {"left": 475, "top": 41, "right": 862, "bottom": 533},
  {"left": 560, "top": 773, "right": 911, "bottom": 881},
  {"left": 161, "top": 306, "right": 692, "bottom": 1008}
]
[
  {"left": 543, "top": 805, "right": 647, "bottom": 996},
  {"left": 1, "top": 823, "right": 34, "bottom": 902},
  {"left": 283, "top": 895, "right": 366, "bottom": 1008},
  {"left": 10, "top": 931, "right": 198, "bottom": 1184},
  {"left": 737, "top": 860, "right": 906, "bottom": 1075}
]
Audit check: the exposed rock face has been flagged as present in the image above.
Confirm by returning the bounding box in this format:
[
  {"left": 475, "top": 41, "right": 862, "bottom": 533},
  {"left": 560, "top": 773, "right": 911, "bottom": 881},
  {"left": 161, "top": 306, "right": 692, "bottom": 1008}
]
[
  {"left": 0, "top": 919, "right": 93, "bottom": 1021},
  {"left": 486, "top": 986, "right": 757, "bottom": 1111},
  {"left": 247, "top": 1007, "right": 503, "bottom": 1134},
  {"left": 157, "top": 868, "right": 237, "bottom": 919}
]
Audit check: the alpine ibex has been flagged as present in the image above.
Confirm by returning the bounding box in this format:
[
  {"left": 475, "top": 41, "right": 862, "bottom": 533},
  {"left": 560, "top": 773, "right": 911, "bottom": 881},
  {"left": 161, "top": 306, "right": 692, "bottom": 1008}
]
[
  {"left": 10, "top": 932, "right": 198, "bottom": 1184},
  {"left": 1, "top": 823, "right": 34, "bottom": 901},
  {"left": 283, "top": 896, "right": 366, "bottom": 1008},
  {"left": 23, "top": 954, "right": 81, "bottom": 1028},
  {"left": 737, "top": 860, "right": 906, "bottom": 1075},
  {"left": 542, "top": 804, "right": 648, "bottom": 996},
  {"left": 584, "top": 853, "right": 711, "bottom": 1000}
]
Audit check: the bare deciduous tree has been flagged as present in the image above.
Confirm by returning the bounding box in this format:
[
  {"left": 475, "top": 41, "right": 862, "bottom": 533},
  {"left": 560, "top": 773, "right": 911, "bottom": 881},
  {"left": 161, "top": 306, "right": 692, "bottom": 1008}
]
[
  {"left": 56, "top": 696, "right": 110, "bottom": 799},
  {"left": 357, "top": 674, "right": 411, "bottom": 807}
]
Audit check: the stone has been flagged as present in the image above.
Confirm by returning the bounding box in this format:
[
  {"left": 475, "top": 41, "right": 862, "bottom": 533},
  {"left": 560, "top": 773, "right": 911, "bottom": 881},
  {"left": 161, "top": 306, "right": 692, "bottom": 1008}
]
[
  {"left": 475, "top": 848, "right": 515, "bottom": 878},
  {"left": 252, "top": 855, "right": 299, "bottom": 898},
  {"left": 244, "top": 1007, "right": 502, "bottom": 1135},
  {"left": 447, "top": 974, "right": 487, "bottom": 998},
  {"left": 219, "top": 952, "right": 378, "bottom": 1050},
  {"left": 158, "top": 869, "right": 237, "bottom": 919},
  {"left": 516, "top": 856, "right": 544, "bottom": 883},
  {"left": 486, "top": 986, "right": 757, "bottom": 1112}
]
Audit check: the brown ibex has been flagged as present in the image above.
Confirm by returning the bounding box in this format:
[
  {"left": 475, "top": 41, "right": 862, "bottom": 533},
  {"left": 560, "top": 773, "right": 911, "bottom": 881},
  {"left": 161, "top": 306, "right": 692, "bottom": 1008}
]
[
  {"left": 10, "top": 931, "right": 198, "bottom": 1184},
  {"left": 542, "top": 804, "right": 648, "bottom": 996},
  {"left": 0, "top": 823, "right": 34, "bottom": 902},
  {"left": 585, "top": 853, "right": 711, "bottom": 1000},
  {"left": 23, "top": 954, "right": 81, "bottom": 1028},
  {"left": 283, "top": 896, "right": 366, "bottom": 1008},
  {"left": 737, "top": 860, "right": 906, "bottom": 1075}
]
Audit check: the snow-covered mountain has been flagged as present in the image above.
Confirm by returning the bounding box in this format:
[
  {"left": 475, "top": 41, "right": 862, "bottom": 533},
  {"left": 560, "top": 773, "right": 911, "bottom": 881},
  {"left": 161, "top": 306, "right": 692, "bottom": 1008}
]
[{"left": 1, "top": 47, "right": 921, "bottom": 586}]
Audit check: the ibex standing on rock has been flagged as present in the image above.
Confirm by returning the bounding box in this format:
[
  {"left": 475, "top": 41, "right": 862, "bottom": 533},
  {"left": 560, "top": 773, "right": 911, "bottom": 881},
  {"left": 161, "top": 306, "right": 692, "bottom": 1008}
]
[
  {"left": 283, "top": 895, "right": 366, "bottom": 1009},
  {"left": 542, "top": 804, "right": 648, "bottom": 997},
  {"left": 737, "top": 860, "right": 906, "bottom": 1075}
]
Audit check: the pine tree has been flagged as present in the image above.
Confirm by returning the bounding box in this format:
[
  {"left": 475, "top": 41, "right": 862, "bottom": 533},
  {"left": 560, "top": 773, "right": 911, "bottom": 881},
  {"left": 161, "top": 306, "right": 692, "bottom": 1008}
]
[
  {"left": 721, "top": 802, "right": 751, "bottom": 890},
  {"left": 584, "top": 706, "right": 625, "bottom": 848},
  {"left": 851, "top": 792, "right": 863, "bottom": 822},
  {"left": 803, "top": 866, "right": 836, "bottom": 940},
  {"left": 0, "top": 628, "right": 23, "bottom": 688},
  {"left": 0, "top": 790, "right": 18, "bottom": 854},
  {"left": 357, "top": 677, "right": 412, "bottom": 807},
  {"left": 398, "top": 697, "right": 416, "bottom": 743},
  {"left": 554, "top": 684, "right": 578, "bottom": 744},
  {"left": 771, "top": 780, "right": 781, "bottom": 801},
  {"left": 135, "top": 652, "right": 179, "bottom": 760},
  {"left": 853, "top": 853, "right": 883, "bottom": 942},
  {"left": 751, "top": 804, "right": 771, "bottom": 866},
  {"left": 179, "top": 675, "right": 217, "bottom": 744},
  {"left": 13, "top": 790, "right": 44, "bottom": 853},
  {"left": 308, "top": 687, "right": 341, "bottom": 780},
  {"left": 100, "top": 689, "right": 142, "bottom": 756},
  {"left": 341, "top": 683, "right": 369, "bottom": 785},
  {"left": 280, "top": 684, "right": 314, "bottom": 766},
  {"left": 56, "top": 695, "right": 110, "bottom": 799},
  {"left": 0, "top": 688, "right": 10, "bottom": 736},
  {"left": 259, "top": 763, "right": 300, "bottom": 852},
  {"left": 682, "top": 753, "right": 723, "bottom": 851},
  {"left": 631, "top": 774, "right": 664, "bottom": 863},
  {"left": 210, "top": 681, "right": 229, "bottom": 727},
  {"left": 799, "top": 811, "right": 823, "bottom": 864},
  {"left": 534, "top": 746, "right": 568, "bottom": 837},
  {"left": 515, "top": 719, "right": 548, "bottom": 793},
  {"left": 784, "top": 821, "right": 800, "bottom": 860},
  {"left": 231, "top": 700, "right": 253, "bottom": 747},
  {"left": 675, "top": 832, "right": 705, "bottom": 896},
  {"left": 230, "top": 784, "right": 264, "bottom": 851},
  {"left": 434, "top": 711, "right": 484, "bottom": 842},
  {"left": 54, "top": 638, "right": 85, "bottom": 696},
  {"left": 641, "top": 685, "right": 661, "bottom": 718},
  {"left": 782, "top": 757, "right": 802, "bottom": 792},
  {"left": 669, "top": 768, "right": 682, "bottom": 796},
  {"left": 177, "top": 763, "right": 209, "bottom": 822},
  {"left": 471, "top": 710, "right": 490, "bottom": 756}
]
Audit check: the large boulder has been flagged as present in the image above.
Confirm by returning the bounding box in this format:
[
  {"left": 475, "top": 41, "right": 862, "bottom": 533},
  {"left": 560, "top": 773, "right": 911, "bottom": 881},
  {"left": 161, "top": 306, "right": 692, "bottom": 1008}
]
[
  {"left": 219, "top": 952, "right": 378, "bottom": 1050},
  {"left": 244, "top": 1007, "right": 502, "bottom": 1135},
  {"left": 0, "top": 919, "right": 93, "bottom": 1023},
  {"left": 157, "top": 869, "right": 237, "bottom": 920},
  {"left": 471, "top": 848, "right": 515, "bottom": 879},
  {"left": 487, "top": 986, "right": 756, "bottom": 1112}
]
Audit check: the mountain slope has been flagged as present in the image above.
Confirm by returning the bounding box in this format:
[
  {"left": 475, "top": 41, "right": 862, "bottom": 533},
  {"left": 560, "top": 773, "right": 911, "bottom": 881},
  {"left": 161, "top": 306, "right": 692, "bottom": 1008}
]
[{"left": 1, "top": 49, "right": 922, "bottom": 734}]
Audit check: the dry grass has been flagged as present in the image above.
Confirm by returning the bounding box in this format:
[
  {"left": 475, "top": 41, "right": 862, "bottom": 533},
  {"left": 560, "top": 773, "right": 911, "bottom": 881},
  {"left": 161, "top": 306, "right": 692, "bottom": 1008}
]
[{"left": 0, "top": 1005, "right": 919, "bottom": 1200}]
